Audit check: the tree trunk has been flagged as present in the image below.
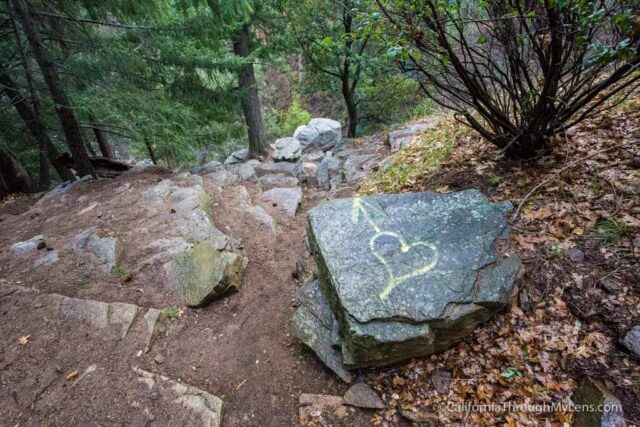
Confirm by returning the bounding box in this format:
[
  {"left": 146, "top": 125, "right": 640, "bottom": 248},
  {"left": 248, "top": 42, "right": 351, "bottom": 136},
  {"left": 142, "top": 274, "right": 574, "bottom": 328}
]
[
  {"left": 145, "top": 140, "right": 158, "bottom": 165},
  {"left": 84, "top": 136, "right": 97, "bottom": 156},
  {"left": 0, "top": 73, "right": 76, "bottom": 182},
  {"left": 90, "top": 116, "right": 114, "bottom": 158},
  {"left": 0, "top": 146, "right": 32, "bottom": 193},
  {"left": 8, "top": 7, "right": 49, "bottom": 189},
  {"left": 501, "top": 132, "right": 552, "bottom": 160},
  {"left": 12, "top": 0, "right": 95, "bottom": 178},
  {"left": 341, "top": 78, "right": 358, "bottom": 138},
  {"left": 233, "top": 24, "right": 268, "bottom": 158}
]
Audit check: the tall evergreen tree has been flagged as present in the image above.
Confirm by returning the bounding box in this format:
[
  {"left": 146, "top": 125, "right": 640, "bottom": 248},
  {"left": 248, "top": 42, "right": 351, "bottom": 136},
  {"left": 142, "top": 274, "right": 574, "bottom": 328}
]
[{"left": 11, "top": 0, "right": 96, "bottom": 177}]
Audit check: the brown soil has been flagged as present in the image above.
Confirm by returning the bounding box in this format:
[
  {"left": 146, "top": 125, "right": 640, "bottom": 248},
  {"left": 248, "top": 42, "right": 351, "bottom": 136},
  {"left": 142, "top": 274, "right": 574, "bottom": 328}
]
[{"left": 0, "top": 163, "right": 378, "bottom": 425}]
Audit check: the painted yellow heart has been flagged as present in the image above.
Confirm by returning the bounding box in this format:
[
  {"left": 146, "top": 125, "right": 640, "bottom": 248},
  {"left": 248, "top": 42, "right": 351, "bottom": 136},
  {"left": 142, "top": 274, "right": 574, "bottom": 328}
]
[{"left": 369, "top": 231, "right": 439, "bottom": 300}]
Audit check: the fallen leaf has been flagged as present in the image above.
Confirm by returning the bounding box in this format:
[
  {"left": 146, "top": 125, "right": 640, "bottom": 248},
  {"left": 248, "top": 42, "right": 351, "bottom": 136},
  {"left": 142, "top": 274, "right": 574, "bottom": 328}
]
[{"left": 17, "top": 335, "right": 30, "bottom": 345}]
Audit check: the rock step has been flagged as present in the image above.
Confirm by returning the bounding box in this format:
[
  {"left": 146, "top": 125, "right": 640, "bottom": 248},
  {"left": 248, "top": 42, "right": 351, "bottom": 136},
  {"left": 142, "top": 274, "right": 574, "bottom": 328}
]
[
  {"left": 1, "top": 283, "right": 164, "bottom": 354},
  {"left": 133, "top": 367, "right": 223, "bottom": 427}
]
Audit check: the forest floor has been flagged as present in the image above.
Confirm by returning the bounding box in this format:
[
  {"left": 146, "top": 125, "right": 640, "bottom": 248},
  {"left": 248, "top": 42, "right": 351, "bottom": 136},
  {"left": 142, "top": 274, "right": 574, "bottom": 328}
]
[{"left": 0, "top": 98, "right": 638, "bottom": 426}]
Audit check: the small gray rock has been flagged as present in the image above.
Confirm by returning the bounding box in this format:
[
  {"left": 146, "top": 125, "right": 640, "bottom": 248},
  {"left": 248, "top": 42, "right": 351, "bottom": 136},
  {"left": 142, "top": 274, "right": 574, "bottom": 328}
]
[
  {"left": 258, "top": 187, "right": 302, "bottom": 217},
  {"left": 133, "top": 367, "right": 223, "bottom": 427},
  {"left": 69, "top": 229, "right": 122, "bottom": 274},
  {"left": 224, "top": 148, "right": 248, "bottom": 165},
  {"left": 244, "top": 205, "right": 280, "bottom": 234},
  {"left": 568, "top": 247, "right": 585, "bottom": 263},
  {"left": 10, "top": 235, "right": 45, "bottom": 257},
  {"left": 600, "top": 277, "right": 622, "bottom": 293},
  {"left": 317, "top": 156, "right": 342, "bottom": 191},
  {"left": 622, "top": 325, "right": 640, "bottom": 358},
  {"left": 205, "top": 169, "right": 239, "bottom": 187},
  {"left": 302, "top": 149, "right": 324, "bottom": 163},
  {"left": 273, "top": 137, "right": 302, "bottom": 163},
  {"left": 254, "top": 161, "right": 302, "bottom": 179},
  {"left": 343, "top": 383, "right": 385, "bottom": 409},
  {"left": 170, "top": 240, "right": 247, "bottom": 307},
  {"left": 259, "top": 173, "right": 299, "bottom": 190}
]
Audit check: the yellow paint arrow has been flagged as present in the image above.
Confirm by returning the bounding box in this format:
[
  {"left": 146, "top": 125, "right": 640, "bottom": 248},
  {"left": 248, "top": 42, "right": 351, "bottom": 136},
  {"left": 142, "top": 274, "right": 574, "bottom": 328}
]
[{"left": 351, "top": 197, "right": 383, "bottom": 233}]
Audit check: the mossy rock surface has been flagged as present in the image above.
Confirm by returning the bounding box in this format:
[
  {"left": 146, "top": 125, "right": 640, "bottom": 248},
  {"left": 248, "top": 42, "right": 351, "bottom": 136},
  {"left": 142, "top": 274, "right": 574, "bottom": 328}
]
[{"left": 172, "top": 241, "right": 246, "bottom": 307}]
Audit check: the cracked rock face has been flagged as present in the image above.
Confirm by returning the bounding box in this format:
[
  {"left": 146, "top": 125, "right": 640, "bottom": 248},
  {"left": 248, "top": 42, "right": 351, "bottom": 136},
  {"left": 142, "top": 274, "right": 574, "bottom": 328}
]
[{"left": 298, "top": 190, "right": 522, "bottom": 370}]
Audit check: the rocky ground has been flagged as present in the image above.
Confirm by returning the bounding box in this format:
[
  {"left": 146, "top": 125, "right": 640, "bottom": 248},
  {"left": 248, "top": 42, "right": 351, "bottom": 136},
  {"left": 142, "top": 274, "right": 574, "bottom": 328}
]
[
  {"left": 0, "top": 117, "right": 439, "bottom": 425},
  {"left": 1, "top": 106, "right": 638, "bottom": 426}
]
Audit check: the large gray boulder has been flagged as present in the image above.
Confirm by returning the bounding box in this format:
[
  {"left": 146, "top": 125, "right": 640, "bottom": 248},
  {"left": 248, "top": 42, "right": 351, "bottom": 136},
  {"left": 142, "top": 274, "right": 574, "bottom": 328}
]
[
  {"left": 273, "top": 137, "right": 302, "bottom": 163},
  {"left": 297, "top": 190, "right": 522, "bottom": 370},
  {"left": 294, "top": 119, "right": 342, "bottom": 152}
]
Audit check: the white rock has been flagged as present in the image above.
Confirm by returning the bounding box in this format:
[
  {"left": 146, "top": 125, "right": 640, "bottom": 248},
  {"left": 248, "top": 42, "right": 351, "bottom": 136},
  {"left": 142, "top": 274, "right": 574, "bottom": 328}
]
[
  {"left": 294, "top": 118, "right": 342, "bottom": 152},
  {"left": 273, "top": 137, "right": 302, "bottom": 162},
  {"left": 10, "top": 235, "right": 45, "bottom": 257}
]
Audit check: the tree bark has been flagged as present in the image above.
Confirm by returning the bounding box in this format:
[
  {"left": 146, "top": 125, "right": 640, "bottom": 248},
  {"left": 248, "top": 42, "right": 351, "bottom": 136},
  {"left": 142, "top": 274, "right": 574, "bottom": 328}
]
[
  {"left": 0, "top": 146, "right": 32, "bottom": 193},
  {"left": 8, "top": 7, "right": 49, "bottom": 189},
  {"left": 340, "top": 5, "right": 359, "bottom": 138},
  {"left": 12, "top": 0, "right": 95, "bottom": 178},
  {"left": 341, "top": 77, "right": 358, "bottom": 138},
  {"left": 90, "top": 117, "right": 115, "bottom": 158},
  {"left": 233, "top": 24, "right": 268, "bottom": 158},
  {"left": 144, "top": 140, "right": 158, "bottom": 165},
  {"left": 0, "top": 73, "right": 76, "bottom": 182}
]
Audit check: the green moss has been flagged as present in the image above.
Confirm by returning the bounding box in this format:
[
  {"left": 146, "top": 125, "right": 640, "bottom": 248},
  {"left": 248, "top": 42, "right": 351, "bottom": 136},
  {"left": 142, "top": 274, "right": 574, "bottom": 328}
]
[
  {"left": 360, "top": 116, "right": 470, "bottom": 195},
  {"left": 598, "top": 217, "right": 629, "bottom": 245},
  {"left": 172, "top": 241, "right": 245, "bottom": 307}
]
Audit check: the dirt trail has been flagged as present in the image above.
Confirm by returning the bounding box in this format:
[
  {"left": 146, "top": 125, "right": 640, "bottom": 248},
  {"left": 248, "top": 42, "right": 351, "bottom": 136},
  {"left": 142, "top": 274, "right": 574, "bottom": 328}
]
[{"left": 0, "top": 163, "right": 377, "bottom": 425}]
